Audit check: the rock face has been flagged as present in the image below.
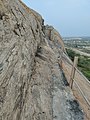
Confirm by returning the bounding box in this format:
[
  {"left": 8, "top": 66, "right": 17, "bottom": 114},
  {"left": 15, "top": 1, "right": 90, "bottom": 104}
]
[{"left": 0, "top": 0, "right": 84, "bottom": 120}]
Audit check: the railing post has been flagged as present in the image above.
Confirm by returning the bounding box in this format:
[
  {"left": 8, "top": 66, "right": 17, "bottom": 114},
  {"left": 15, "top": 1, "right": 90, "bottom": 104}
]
[{"left": 70, "top": 56, "right": 78, "bottom": 89}]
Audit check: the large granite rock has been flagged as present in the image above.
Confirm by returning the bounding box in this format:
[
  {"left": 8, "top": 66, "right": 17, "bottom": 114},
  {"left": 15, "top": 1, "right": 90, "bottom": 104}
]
[{"left": 0, "top": 0, "right": 84, "bottom": 120}]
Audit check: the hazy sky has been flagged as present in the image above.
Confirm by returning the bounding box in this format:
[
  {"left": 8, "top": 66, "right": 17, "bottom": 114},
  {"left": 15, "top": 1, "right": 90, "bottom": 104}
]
[{"left": 22, "top": 0, "right": 90, "bottom": 37}]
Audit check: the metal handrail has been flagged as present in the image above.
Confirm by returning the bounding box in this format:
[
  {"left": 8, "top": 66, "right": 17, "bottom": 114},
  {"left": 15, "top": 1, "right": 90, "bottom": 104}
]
[
  {"left": 60, "top": 52, "right": 90, "bottom": 108},
  {"left": 74, "top": 80, "right": 90, "bottom": 107},
  {"left": 62, "top": 52, "right": 90, "bottom": 84}
]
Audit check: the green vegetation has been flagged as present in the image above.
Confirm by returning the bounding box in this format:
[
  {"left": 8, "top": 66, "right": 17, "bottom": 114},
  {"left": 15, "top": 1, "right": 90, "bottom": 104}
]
[
  {"left": 66, "top": 49, "right": 80, "bottom": 61},
  {"left": 66, "top": 48, "right": 90, "bottom": 81}
]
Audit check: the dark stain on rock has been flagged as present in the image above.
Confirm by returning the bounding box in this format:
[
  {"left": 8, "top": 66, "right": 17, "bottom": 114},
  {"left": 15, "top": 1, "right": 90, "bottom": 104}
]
[
  {"left": 67, "top": 99, "right": 84, "bottom": 120},
  {"left": 0, "top": 63, "right": 3, "bottom": 74}
]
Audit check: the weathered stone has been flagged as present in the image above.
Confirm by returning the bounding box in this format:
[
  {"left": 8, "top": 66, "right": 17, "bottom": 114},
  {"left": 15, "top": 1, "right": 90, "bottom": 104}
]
[{"left": 0, "top": 0, "right": 84, "bottom": 120}]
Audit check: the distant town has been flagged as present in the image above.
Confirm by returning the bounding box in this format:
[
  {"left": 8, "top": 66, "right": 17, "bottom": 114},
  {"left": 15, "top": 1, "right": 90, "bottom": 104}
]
[
  {"left": 63, "top": 37, "right": 90, "bottom": 53},
  {"left": 63, "top": 37, "right": 90, "bottom": 81}
]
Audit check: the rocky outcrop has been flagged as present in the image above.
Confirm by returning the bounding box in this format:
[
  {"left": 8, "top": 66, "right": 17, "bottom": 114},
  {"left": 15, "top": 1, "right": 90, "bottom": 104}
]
[{"left": 0, "top": 0, "right": 84, "bottom": 120}]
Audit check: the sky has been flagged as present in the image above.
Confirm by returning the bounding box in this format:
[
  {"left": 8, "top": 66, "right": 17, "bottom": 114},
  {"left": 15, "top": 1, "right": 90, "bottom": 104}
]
[{"left": 22, "top": 0, "right": 90, "bottom": 37}]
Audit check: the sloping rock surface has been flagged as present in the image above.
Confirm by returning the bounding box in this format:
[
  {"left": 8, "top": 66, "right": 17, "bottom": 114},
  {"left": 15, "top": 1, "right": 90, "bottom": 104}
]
[{"left": 0, "top": 0, "right": 84, "bottom": 120}]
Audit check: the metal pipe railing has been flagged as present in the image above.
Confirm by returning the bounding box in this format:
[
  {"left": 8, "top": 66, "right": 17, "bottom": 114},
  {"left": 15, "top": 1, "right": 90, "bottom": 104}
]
[{"left": 60, "top": 51, "right": 90, "bottom": 108}]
